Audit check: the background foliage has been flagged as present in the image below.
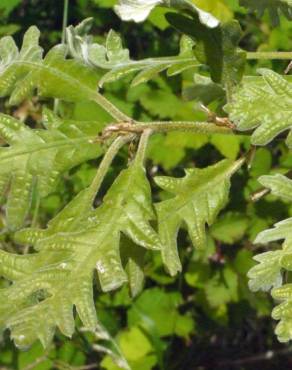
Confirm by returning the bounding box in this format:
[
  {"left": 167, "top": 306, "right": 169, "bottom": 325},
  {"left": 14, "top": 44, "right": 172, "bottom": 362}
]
[{"left": 1, "top": 0, "right": 292, "bottom": 369}]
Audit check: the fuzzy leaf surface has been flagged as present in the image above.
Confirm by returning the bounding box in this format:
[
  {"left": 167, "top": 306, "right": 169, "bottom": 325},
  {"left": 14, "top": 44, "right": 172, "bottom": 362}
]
[
  {"left": 0, "top": 27, "right": 127, "bottom": 122},
  {"left": 226, "top": 69, "right": 292, "bottom": 147},
  {"left": 0, "top": 26, "right": 43, "bottom": 98},
  {"left": 66, "top": 19, "right": 199, "bottom": 87},
  {"left": 0, "top": 112, "right": 103, "bottom": 229},
  {"left": 154, "top": 159, "right": 243, "bottom": 275},
  {"left": 1, "top": 162, "right": 160, "bottom": 348},
  {"left": 248, "top": 174, "right": 292, "bottom": 342}
]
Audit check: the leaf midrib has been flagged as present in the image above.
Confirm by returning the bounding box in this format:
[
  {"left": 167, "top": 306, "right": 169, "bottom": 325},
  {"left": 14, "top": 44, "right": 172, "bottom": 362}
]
[
  {"left": 157, "top": 160, "right": 243, "bottom": 222},
  {"left": 0, "top": 135, "right": 97, "bottom": 162}
]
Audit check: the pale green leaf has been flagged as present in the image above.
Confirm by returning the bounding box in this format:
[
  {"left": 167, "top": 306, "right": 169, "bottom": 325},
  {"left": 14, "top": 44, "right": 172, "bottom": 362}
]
[
  {"left": 1, "top": 162, "right": 160, "bottom": 348},
  {"left": 0, "top": 112, "right": 103, "bottom": 229},
  {"left": 248, "top": 174, "right": 292, "bottom": 342},
  {"left": 0, "top": 27, "right": 128, "bottom": 122},
  {"left": 154, "top": 159, "right": 244, "bottom": 275},
  {"left": 271, "top": 284, "right": 292, "bottom": 342},
  {"left": 0, "top": 26, "right": 43, "bottom": 98},
  {"left": 226, "top": 69, "right": 292, "bottom": 146},
  {"left": 66, "top": 20, "right": 199, "bottom": 87}
]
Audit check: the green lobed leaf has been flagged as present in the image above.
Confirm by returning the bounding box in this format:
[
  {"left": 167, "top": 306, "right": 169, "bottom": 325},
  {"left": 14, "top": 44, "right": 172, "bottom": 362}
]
[
  {"left": 225, "top": 69, "right": 292, "bottom": 147},
  {"left": 154, "top": 158, "right": 244, "bottom": 275},
  {"left": 0, "top": 26, "right": 43, "bottom": 98},
  {"left": 66, "top": 19, "right": 199, "bottom": 87},
  {"left": 0, "top": 111, "right": 103, "bottom": 229},
  {"left": 0, "top": 27, "right": 128, "bottom": 122},
  {"left": 1, "top": 161, "right": 160, "bottom": 348},
  {"left": 248, "top": 174, "right": 292, "bottom": 342}
]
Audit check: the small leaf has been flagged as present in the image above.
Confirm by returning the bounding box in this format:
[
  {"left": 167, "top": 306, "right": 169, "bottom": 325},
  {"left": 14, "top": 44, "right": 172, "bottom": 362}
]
[
  {"left": 182, "top": 74, "right": 224, "bottom": 104},
  {"left": 127, "top": 288, "right": 189, "bottom": 337},
  {"left": 248, "top": 251, "right": 283, "bottom": 292}
]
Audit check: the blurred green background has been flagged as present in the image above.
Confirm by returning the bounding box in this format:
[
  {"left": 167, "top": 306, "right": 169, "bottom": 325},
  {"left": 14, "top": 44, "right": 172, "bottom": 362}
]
[{"left": 1, "top": 1, "right": 292, "bottom": 369}]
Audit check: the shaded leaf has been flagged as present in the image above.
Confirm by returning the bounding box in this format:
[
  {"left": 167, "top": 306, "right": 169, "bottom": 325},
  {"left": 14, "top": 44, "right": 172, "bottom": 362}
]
[
  {"left": 210, "top": 212, "right": 248, "bottom": 244},
  {"left": 240, "top": 0, "right": 292, "bottom": 26},
  {"left": 165, "top": 13, "right": 246, "bottom": 86}
]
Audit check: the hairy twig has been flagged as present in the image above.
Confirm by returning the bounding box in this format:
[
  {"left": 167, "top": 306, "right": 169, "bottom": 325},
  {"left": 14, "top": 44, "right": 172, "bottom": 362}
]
[
  {"left": 88, "top": 135, "right": 134, "bottom": 203},
  {"left": 103, "top": 120, "right": 234, "bottom": 137}
]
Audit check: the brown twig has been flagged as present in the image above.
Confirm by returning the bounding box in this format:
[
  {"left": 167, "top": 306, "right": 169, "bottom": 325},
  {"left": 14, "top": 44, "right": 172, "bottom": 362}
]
[{"left": 199, "top": 103, "right": 236, "bottom": 129}]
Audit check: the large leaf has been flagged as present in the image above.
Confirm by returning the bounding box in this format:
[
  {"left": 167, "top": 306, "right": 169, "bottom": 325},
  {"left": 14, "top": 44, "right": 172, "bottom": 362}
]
[
  {"left": 240, "top": 0, "right": 292, "bottom": 26},
  {"left": 226, "top": 69, "right": 292, "bottom": 146},
  {"left": 154, "top": 159, "right": 244, "bottom": 275},
  {"left": 165, "top": 12, "right": 246, "bottom": 86},
  {"left": 248, "top": 174, "right": 292, "bottom": 342},
  {"left": 0, "top": 111, "right": 103, "bottom": 229},
  {"left": 66, "top": 19, "right": 199, "bottom": 87},
  {"left": 2, "top": 161, "right": 160, "bottom": 348}
]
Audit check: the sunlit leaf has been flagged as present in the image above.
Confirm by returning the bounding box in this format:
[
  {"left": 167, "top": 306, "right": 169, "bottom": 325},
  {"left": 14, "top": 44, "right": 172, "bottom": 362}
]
[
  {"left": 0, "top": 112, "right": 103, "bottom": 229},
  {"left": 1, "top": 161, "right": 160, "bottom": 348},
  {"left": 154, "top": 159, "right": 244, "bottom": 275}
]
